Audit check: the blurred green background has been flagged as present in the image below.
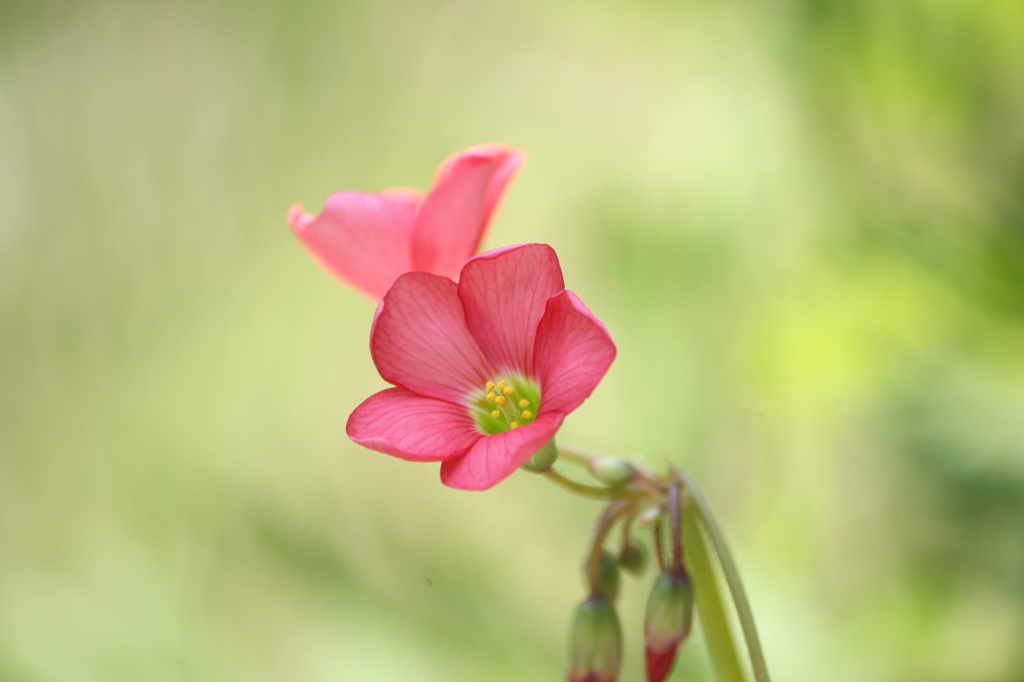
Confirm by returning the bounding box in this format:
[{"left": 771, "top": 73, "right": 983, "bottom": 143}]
[{"left": 2, "top": 0, "right": 1024, "bottom": 680}]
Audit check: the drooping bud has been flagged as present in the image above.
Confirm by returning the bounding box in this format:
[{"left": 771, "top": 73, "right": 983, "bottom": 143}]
[
  {"left": 643, "top": 569, "right": 694, "bottom": 682},
  {"left": 587, "top": 457, "right": 634, "bottom": 486},
  {"left": 522, "top": 440, "right": 558, "bottom": 472},
  {"left": 617, "top": 538, "right": 648, "bottom": 576},
  {"left": 569, "top": 595, "right": 622, "bottom": 682},
  {"left": 594, "top": 550, "right": 621, "bottom": 601}
]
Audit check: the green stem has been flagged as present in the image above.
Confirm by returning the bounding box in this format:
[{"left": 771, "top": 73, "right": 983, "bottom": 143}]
[
  {"left": 586, "top": 500, "right": 631, "bottom": 593},
  {"left": 540, "top": 468, "right": 650, "bottom": 501},
  {"left": 679, "top": 469, "right": 770, "bottom": 682},
  {"left": 683, "top": 503, "right": 747, "bottom": 682},
  {"left": 541, "top": 468, "right": 619, "bottom": 499},
  {"left": 554, "top": 444, "right": 601, "bottom": 466}
]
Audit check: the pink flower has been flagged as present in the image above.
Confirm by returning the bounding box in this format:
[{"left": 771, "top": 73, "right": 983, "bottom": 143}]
[
  {"left": 347, "top": 243, "right": 616, "bottom": 490},
  {"left": 288, "top": 145, "right": 525, "bottom": 301}
]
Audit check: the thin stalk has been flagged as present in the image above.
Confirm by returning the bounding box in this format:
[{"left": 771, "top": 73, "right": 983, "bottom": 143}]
[
  {"left": 652, "top": 516, "right": 667, "bottom": 571},
  {"left": 678, "top": 469, "right": 770, "bottom": 682},
  {"left": 668, "top": 481, "right": 683, "bottom": 569},
  {"left": 555, "top": 444, "right": 601, "bottom": 466},
  {"left": 586, "top": 500, "right": 632, "bottom": 593},
  {"left": 683, "top": 503, "right": 746, "bottom": 682},
  {"left": 541, "top": 468, "right": 651, "bottom": 501}
]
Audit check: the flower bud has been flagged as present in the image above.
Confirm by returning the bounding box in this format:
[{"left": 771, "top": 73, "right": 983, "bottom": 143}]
[
  {"left": 522, "top": 440, "right": 558, "bottom": 472},
  {"left": 569, "top": 595, "right": 622, "bottom": 682},
  {"left": 587, "top": 457, "right": 634, "bottom": 486},
  {"left": 644, "top": 569, "right": 694, "bottom": 682},
  {"left": 617, "top": 538, "right": 648, "bottom": 576},
  {"left": 594, "top": 550, "right": 621, "bottom": 601}
]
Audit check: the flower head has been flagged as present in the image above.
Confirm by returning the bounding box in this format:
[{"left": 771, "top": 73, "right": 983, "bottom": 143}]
[
  {"left": 347, "top": 243, "right": 616, "bottom": 490},
  {"left": 289, "top": 144, "right": 525, "bottom": 301}
]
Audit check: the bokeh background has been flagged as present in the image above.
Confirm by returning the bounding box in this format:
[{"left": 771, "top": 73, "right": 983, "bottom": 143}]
[{"left": 2, "top": 0, "right": 1024, "bottom": 680}]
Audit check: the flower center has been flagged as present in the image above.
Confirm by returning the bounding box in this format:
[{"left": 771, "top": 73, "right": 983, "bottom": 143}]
[{"left": 471, "top": 376, "right": 541, "bottom": 435}]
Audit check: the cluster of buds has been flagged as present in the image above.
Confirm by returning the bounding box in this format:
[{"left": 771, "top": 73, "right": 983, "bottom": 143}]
[{"left": 566, "top": 468, "right": 696, "bottom": 682}]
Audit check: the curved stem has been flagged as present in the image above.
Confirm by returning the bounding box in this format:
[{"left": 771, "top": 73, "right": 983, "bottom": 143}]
[
  {"left": 683, "top": 506, "right": 746, "bottom": 682},
  {"left": 541, "top": 468, "right": 618, "bottom": 499},
  {"left": 678, "top": 469, "right": 770, "bottom": 682},
  {"left": 586, "top": 500, "right": 632, "bottom": 593},
  {"left": 554, "top": 444, "right": 601, "bottom": 466},
  {"left": 541, "top": 468, "right": 651, "bottom": 501}
]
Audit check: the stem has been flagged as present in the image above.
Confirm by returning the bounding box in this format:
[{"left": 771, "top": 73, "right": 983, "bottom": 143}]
[
  {"left": 541, "top": 468, "right": 619, "bottom": 499},
  {"left": 586, "top": 500, "right": 632, "bottom": 593},
  {"left": 668, "top": 481, "right": 683, "bottom": 570},
  {"left": 541, "top": 468, "right": 651, "bottom": 501},
  {"left": 683, "top": 504, "right": 746, "bottom": 682},
  {"left": 555, "top": 444, "right": 601, "bottom": 466},
  {"left": 678, "top": 469, "right": 770, "bottom": 682},
  {"left": 620, "top": 508, "right": 638, "bottom": 549},
  {"left": 652, "top": 517, "right": 667, "bottom": 571}
]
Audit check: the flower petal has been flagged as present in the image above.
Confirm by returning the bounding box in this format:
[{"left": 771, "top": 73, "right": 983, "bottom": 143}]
[
  {"left": 411, "top": 146, "right": 526, "bottom": 281},
  {"left": 458, "top": 244, "right": 565, "bottom": 374},
  {"left": 533, "top": 291, "right": 617, "bottom": 415},
  {"left": 347, "top": 387, "right": 480, "bottom": 461},
  {"left": 439, "top": 411, "right": 565, "bottom": 490},
  {"left": 289, "top": 192, "right": 416, "bottom": 301},
  {"left": 371, "top": 271, "right": 495, "bottom": 402}
]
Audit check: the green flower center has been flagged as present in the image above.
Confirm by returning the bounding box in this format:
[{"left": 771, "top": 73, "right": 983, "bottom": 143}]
[{"left": 470, "top": 375, "right": 542, "bottom": 435}]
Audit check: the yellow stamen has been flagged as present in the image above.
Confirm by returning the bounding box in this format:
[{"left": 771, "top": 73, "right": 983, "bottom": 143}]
[
  {"left": 486, "top": 392, "right": 495, "bottom": 402},
  {"left": 518, "top": 399, "right": 529, "bottom": 408},
  {"left": 495, "top": 396, "right": 506, "bottom": 406},
  {"left": 486, "top": 381, "right": 495, "bottom": 391},
  {"left": 510, "top": 421, "right": 520, "bottom": 429},
  {"left": 502, "top": 386, "right": 514, "bottom": 396},
  {"left": 498, "top": 380, "right": 507, "bottom": 388},
  {"left": 521, "top": 411, "right": 533, "bottom": 420},
  {"left": 491, "top": 410, "right": 501, "bottom": 418}
]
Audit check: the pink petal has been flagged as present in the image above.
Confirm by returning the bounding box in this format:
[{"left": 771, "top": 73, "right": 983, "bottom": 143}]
[
  {"left": 289, "top": 192, "right": 416, "bottom": 301},
  {"left": 439, "top": 411, "right": 565, "bottom": 490},
  {"left": 432, "top": 144, "right": 526, "bottom": 229},
  {"left": 533, "top": 291, "right": 617, "bottom": 415},
  {"left": 381, "top": 187, "right": 425, "bottom": 212},
  {"left": 458, "top": 244, "right": 565, "bottom": 374},
  {"left": 371, "top": 271, "right": 496, "bottom": 403},
  {"left": 411, "top": 146, "right": 526, "bottom": 281},
  {"left": 347, "top": 387, "right": 481, "bottom": 461}
]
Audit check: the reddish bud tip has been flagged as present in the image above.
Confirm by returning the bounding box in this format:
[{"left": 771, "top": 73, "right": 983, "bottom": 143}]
[{"left": 645, "top": 645, "right": 681, "bottom": 682}]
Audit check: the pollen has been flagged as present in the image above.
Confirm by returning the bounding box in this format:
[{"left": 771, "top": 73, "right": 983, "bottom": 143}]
[
  {"left": 495, "top": 396, "right": 506, "bottom": 406},
  {"left": 491, "top": 410, "right": 501, "bottom": 418},
  {"left": 486, "top": 392, "right": 495, "bottom": 402},
  {"left": 502, "top": 385, "right": 514, "bottom": 396},
  {"left": 510, "top": 421, "right": 520, "bottom": 429},
  {"left": 521, "top": 410, "right": 533, "bottom": 420},
  {"left": 486, "top": 381, "right": 495, "bottom": 391},
  {"left": 518, "top": 399, "right": 529, "bottom": 408}
]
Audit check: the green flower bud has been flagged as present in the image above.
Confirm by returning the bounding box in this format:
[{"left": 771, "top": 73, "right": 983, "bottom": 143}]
[
  {"left": 644, "top": 569, "right": 694, "bottom": 682},
  {"left": 587, "top": 457, "right": 634, "bottom": 486},
  {"left": 522, "top": 440, "right": 558, "bottom": 472},
  {"left": 589, "top": 550, "right": 621, "bottom": 601},
  {"left": 569, "top": 595, "right": 622, "bottom": 682},
  {"left": 617, "top": 538, "right": 648, "bottom": 576}
]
